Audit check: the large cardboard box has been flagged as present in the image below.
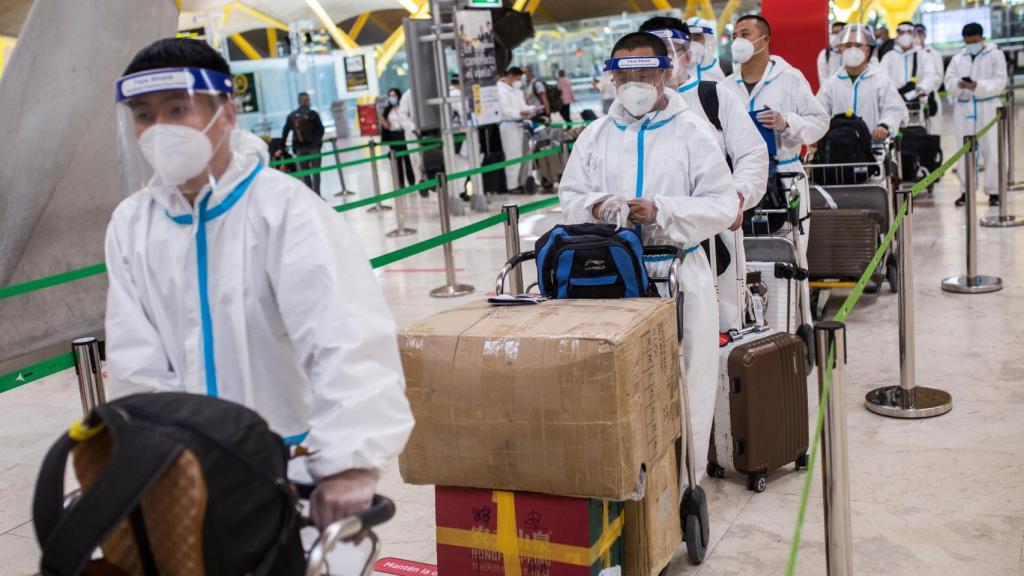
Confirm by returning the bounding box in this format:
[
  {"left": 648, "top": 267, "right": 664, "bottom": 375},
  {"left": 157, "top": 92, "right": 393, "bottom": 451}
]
[
  {"left": 399, "top": 299, "right": 682, "bottom": 500},
  {"left": 435, "top": 487, "right": 624, "bottom": 576},
  {"left": 623, "top": 449, "right": 682, "bottom": 576}
]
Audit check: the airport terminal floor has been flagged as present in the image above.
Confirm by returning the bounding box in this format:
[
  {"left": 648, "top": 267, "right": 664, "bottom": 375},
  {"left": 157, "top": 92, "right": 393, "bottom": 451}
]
[{"left": 1, "top": 103, "right": 1024, "bottom": 575}]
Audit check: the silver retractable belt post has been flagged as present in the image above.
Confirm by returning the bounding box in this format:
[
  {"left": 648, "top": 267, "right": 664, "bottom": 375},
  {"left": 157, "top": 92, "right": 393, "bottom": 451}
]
[
  {"left": 942, "top": 136, "right": 1003, "bottom": 293},
  {"left": 386, "top": 148, "right": 417, "bottom": 237},
  {"left": 981, "top": 106, "right": 1024, "bottom": 227},
  {"left": 330, "top": 138, "right": 355, "bottom": 198},
  {"left": 430, "top": 172, "right": 474, "bottom": 298},
  {"left": 72, "top": 337, "right": 106, "bottom": 415},
  {"left": 366, "top": 139, "right": 393, "bottom": 213},
  {"left": 866, "top": 190, "right": 953, "bottom": 418},
  {"left": 502, "top": 203, "right": 524, "bottom": 294},
  {"left": 814, "top": 321, "right": 853, "bottom": 576}
]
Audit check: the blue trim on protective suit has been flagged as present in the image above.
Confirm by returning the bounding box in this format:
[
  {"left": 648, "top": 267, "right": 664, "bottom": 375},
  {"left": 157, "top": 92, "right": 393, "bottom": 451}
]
[{"left": 283, "top": 430, "right": 310, "bottom": 446}]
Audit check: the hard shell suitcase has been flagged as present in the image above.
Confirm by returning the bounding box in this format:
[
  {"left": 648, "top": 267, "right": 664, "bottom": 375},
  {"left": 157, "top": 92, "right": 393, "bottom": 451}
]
[
  {"left": 806, "top": 208, "right": 882, "bottom": 281},
  {"left": 746, "top": 262, "right": 798, "bottom": 332},
  {"left": 708, "top": 330, "right": 809, "bottom": 492}
]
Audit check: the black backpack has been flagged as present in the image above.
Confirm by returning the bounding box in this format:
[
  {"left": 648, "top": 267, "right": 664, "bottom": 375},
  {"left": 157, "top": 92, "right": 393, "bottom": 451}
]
[
  {"left": 535, "top": 224, "right": 652, "bottom": 299},
  {"left": 694, "top": 81, "right": 733, "bottom": 275},
  {"left": 811, "top": 113, "right": 875, "bottom": 185},
  {"left": 543, "top": 82, "right": 562, "bottom": 110},
  {"left": 900, "top": 125, "right": 943, "bottom": 181},
  {"left": 33, "top": 393, "right": 305, "bottom": 576}
]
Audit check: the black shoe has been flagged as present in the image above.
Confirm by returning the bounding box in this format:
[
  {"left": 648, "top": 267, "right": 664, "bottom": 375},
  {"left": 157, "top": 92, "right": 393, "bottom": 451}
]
[
  {"left": 955, "top": 194, "right": 967, "bottom": 207},
  {"left": 989, "top": 195, "right": 1000, "bottom": 207}
]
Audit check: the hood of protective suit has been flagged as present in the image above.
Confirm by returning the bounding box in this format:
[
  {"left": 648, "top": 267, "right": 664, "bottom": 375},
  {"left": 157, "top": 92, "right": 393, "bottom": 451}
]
[
  {"left": 609, "top": 88, "right": 688, "bottom": 127},
  {"left": 142, "top": 129, "right": 270, "bottom": 218}
]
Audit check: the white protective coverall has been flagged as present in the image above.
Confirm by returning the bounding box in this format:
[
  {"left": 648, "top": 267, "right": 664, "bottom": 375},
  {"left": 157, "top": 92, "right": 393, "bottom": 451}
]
[
  {"left": 880, "top": 46, "right": 942, "bottom": 108},
  {"left": 105, "top": 130, "right": 415, "bottom": 482},
  {"left": 816, "top": 48, "right": 843, "bottom": 87},
  {"left": 723, "top": 56, "right": 829, "bottom": 327},
  {"left": 945, "top": 43, "right": 1008, "bottom": 196},
  {"left": 399, "top": 89, "right": 423, "bottom": 182},
  {"left": 559, "top": 89, "right": 738, "bottom": 483},
  {"left": 677, "top": 75, "right": 769, "bottom": 331},
  {"left": 686, "top": 17, "right": 726, "bottom": 83},
  {"left": 498, "top": 80, "right": 533, "bottom": 189},
  {"left": 921, "top": 45, "right": 946, "bottom": 118},
  {"left": 816, "top": 64, "right": 909, "bottom": 134}
]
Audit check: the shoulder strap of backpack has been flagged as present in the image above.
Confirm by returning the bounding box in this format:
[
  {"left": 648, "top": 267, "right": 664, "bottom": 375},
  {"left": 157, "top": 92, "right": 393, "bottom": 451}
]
[
  {"left": 34, "top": 408, "right": 182, "bottom": 576},
  {"left": 697, "top": 81, "right": 722, "bottom": 132},
  {"left": 912, "top": 52, "right": 918, "bottom": 79}
]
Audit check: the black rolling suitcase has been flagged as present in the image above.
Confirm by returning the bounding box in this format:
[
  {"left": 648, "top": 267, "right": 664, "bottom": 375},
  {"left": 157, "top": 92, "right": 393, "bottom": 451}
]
[{"left": 900, "top": 125, "right": 942, "bottom": 182}]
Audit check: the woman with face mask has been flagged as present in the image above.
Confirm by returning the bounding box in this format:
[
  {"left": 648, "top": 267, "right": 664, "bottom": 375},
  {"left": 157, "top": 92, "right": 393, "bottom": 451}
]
[
  {"left": 559, "top": 32, "right": 738, "bottom": 489},
  {"left": 880, "top": 22, "right": 942, "bottom": 106},
  {"left": 816, "top": 24, "right": 908, "bottom": 142},
  {"left": 380, "top": 88, "right": 416, "bottom": 188},
  {"left": 107, "top": 39, "right": 414, "bottom": 531}
]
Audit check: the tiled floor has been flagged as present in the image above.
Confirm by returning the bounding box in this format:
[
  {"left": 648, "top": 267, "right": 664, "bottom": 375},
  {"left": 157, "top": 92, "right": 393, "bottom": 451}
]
[{"left": 2, "top": 106, "right": 1024, "bottom": 575}]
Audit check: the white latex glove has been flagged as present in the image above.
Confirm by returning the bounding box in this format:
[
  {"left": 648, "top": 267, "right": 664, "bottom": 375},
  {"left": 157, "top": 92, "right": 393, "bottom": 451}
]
[
  {"left": 310, "top": 468, "right": 379, "bottom": 531},
  {"left": 756, "top": 108, "right": 788, "bottom": 131},
  {"left": 627, "top": 198, "right": 658, "bottom": 225},
  {"left": 903, "top": 89, "right": 920, "bottom": 101},
  {"left": 595, "top": 196, "right": 630, "bottom": 228}
]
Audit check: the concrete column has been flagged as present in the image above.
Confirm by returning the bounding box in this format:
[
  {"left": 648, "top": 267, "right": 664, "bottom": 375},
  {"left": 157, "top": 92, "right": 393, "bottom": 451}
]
[{"left": 0, "top": 0, "right": 177, "bottom": 370}]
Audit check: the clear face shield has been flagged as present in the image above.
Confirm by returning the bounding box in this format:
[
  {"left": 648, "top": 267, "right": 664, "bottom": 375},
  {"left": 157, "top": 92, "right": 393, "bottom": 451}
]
[
  {"left": 604, "top": 56, "right": 673, "bottom": 118},
  {"left": 895, "top": 23, "right": 916, "bottom": 50},
  {"left": 645, "top": 28, "right": 691, "bottom": 86},
  {"left": 836, "top": 23, "right": 875, "bottom": 69},
  {"left": 115, "top": 67, "right": 236, "bottom": 192},
  {"left": 687, "top": 19, "right": 716, "bottom": 67}
]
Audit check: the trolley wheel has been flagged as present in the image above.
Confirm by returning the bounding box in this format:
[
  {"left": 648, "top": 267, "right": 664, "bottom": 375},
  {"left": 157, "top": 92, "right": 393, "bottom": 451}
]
[
  {"left": 795, "top": 453, "right": 809, "bottom": 470},
  {"left": 707, "top": 461, "right": 726, "bottom": 479},
  {"left": 680, "top": 486, "right": 709, "bottom": 564},
  {"left": 796, "top": 323, "right": 815, "bottom": 373},
  {"left": 886, "top": 253, "right": 899, "bottom": 293},
  {"left": 810, "top": 289, "right": 823, "bottom": 321},
  {"left": 746, "top": 473, "right": 767, "bottom": 493},
  {"left": 863, "top": 280, "right": 881, "bottom": 294},
  {"left": 524, "top": 175, "right": 538, "bottom": 195}
]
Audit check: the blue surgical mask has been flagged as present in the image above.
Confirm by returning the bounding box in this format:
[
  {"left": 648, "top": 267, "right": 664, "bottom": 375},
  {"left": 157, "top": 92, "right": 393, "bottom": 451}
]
[
  {"left": 388, "top": 96, "right": 399, "bottom": 106},
  {"left": 966, "top": 43, "right": 984, "bottom": 56}
]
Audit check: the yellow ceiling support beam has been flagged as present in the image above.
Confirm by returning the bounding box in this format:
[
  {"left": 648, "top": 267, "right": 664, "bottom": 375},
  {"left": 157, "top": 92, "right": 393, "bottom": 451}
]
[
  {"left": 305, "top": 0, "right": 358, "bottom": 50},
  {"left": 651, "top": 0, "right": 672, "bottom": 10},
  {"left": 230, "top": 33, "right": 262, "bottom": 59},
  {"left": 698, "top": 0, "right": 715, "bottom": 20},
  {"left": 348, "top": 12, "right": 371, "bottom": 40},
  {"left": 266, "top": 27, "right": 278, "bottom": 56},
  {"left": 717, "top": 0, "right": 740, "bottom": 35},
  {"left": 525, "top": 0, "right": 543, "bottom": 14},
  {"left": 228, "top": 2, "right": 288, "bottom": 31},
  {"left": 376, "top": 26, "right": 407, "bottom": 76},
  {"left": 0, "top": 35, "right": 16, "bottom": 80},
  {"left": 397, "top": 0, "right": 421, "bottom": 12},
  {"left": 625, "top": 0, "right": 643, "bottom": 13},
  {"left": 512, "top": 0, "right": 529, "bottom": 11},
  {"left": 684, "top": 0, "right": 698, "bottom": 19},
  {"left": 537, "top": 4, "right": 556, "bottom": 23}
]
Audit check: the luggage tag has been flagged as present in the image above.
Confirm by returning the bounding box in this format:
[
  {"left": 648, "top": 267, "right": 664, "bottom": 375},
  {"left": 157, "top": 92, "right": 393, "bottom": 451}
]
[{"left": 488, "top": 294, "right": 548, "bottom": 306}]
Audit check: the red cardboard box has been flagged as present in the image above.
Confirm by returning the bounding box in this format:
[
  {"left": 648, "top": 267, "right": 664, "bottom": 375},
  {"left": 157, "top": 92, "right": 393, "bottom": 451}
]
[{"left": 435, "top": 487, "right": 623, "bottom": 576}]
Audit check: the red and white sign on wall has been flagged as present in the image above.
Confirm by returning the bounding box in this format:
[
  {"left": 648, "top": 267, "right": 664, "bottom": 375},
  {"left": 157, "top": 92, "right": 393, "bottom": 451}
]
[{"left": 374, "top": 557, "right": 438, "bottom": 576}]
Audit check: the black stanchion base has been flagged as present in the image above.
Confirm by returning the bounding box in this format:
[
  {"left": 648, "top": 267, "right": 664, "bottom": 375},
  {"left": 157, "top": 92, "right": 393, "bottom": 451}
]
[
  {"left": 865, "top": 386, "right": 953, "bottom": 418},
  {"left": 385, "top": 227, "right": 418, "bottom": 238}
]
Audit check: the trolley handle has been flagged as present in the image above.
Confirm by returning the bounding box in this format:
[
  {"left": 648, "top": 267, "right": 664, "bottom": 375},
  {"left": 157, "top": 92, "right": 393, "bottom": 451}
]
[
  {"left": 643, "top": 245, "right": 685, "bottom": 298},
  {"left": 496, "top": 250, "right": 537, "bottom": 295},
  {"left": 305, "top": 495, "right": 396, "bottom": 576}
]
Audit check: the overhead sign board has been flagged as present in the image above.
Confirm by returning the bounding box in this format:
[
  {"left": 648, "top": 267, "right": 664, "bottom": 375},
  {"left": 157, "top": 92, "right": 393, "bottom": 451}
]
[{"left": 464, "top": 0, "right": 501, "bottom": 7}]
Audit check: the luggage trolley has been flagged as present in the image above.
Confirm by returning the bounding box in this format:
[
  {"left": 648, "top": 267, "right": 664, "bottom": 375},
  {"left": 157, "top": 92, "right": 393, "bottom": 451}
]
[
  {"left": 496, "top": 246, "right": 712, "bottom": 566},
  {"left": 743, "top": 169, "right": 817, "bottom": 373},
  {"left": 802, "top": 139, "right": 901, "bottom": 316},
  {"left": 302, "top": 490, "right": 396, "bottom": 576}
]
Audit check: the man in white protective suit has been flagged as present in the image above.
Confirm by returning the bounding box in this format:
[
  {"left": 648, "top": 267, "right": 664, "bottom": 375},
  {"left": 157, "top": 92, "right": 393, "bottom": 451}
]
[
  {"left": 817, "top": 21, "right": 846, "bottom": 87},
  {"left": 817, "top": 24, "right": 908, "bottom": 141},
  {"left": 639, "top": 16, "right": 769, "bottom": 333},
  {"left": 105, "top": 38, "right": 414, "bottom": 531},
  {"left": 558, "top": 32, "right": 738, "bottom": 487},
  {"left": 945, "top": 22, "right": 1008, "bottom": 207},
  {"left": 881, "top": 22, "right": 941, "bottom": 124},
  {"left": 685, "top": 17, "right": 726, "bottom": 83},
  {"left": 722, "top": 14, "right": 829, "bottom": 331},
  {"left": 914, "top": 23, "right": 946, "bottom": 127},
  {"left": 497, "top": 66, "right": 540, "bottom": 193}
]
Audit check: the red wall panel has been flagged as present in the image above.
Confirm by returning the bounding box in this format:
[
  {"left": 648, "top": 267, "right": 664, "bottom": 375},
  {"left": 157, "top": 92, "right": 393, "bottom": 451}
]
[{"left": 760, "top": 0, "right": 831, "bottom": 92}]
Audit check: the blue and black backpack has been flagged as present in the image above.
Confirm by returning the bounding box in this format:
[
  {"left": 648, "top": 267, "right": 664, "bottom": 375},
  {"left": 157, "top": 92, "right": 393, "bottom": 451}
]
[{"left": 535, "top": 224, "right": 653, "bottom": 299}]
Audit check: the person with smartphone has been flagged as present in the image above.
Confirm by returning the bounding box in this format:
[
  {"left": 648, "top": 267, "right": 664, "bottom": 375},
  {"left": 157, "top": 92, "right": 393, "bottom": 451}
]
[{"left": 945, "top": 22, "right": 1008, "bottom": 207}]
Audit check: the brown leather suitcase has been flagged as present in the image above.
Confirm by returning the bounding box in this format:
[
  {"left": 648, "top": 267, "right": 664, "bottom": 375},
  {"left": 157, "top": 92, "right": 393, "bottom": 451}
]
[
  {"left": 807, "top": 208, "right": 883, "bottom": 281},
  {"left": 708, "top": 330, "right": 809, "bottom": 492}
]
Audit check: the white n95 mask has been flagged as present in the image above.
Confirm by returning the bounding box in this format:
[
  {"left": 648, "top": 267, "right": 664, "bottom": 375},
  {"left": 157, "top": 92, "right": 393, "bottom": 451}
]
[
  {"left": 731, "top": 38, "right": 756, "bottom": 64},
  {"left": 842, "top": 47, "right": 867, "bottom": 69},
  {"left": 617, "top": 82, "right": 659, "bottom": 117},
  {"left": 897, "top": 34, "right": 914, "bottom": 49},
  {"left": 829, "top": 33, "right": 840, "bottom": 49},
  {"left": 966, "top": 43, "right": 984, "bottom": 56},
  {"left": 139, "top": 106, "right": 225, "bottom": 186}
]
